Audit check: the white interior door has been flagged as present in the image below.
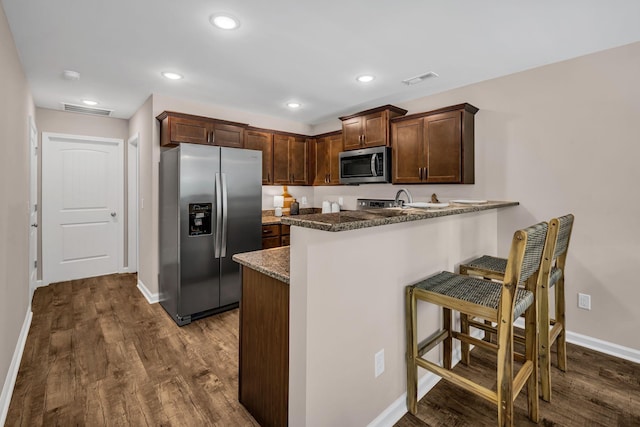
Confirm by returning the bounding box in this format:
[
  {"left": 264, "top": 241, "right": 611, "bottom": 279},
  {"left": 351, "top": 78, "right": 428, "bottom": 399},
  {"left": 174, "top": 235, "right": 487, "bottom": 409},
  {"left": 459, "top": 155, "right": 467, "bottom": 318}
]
[
  {"left": 127, "top": 134, "right": 139, "bottom": 273},
  {"left": 42, "top": 133, "right": 124, "bottom": 285},
  {"left": 28, "top": 116, "right": 38, "bottom": 299}
]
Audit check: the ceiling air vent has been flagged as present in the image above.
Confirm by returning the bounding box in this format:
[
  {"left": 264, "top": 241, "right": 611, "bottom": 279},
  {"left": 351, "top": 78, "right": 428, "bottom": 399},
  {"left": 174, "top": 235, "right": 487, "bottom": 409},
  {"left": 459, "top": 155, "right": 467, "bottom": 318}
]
[
  {"left": 61, "top": 103, "right": 113, "bottom": 116},
  {"left": 402, "top": 71, "right": 439, "bottom": 86}
]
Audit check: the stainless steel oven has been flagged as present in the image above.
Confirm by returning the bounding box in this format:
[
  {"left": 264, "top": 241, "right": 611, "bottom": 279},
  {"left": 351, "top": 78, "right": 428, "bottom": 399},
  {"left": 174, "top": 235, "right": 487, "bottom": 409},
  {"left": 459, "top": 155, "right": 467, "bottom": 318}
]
[{"left": 339, "top": 146, "right": 391, "bottom": 184}]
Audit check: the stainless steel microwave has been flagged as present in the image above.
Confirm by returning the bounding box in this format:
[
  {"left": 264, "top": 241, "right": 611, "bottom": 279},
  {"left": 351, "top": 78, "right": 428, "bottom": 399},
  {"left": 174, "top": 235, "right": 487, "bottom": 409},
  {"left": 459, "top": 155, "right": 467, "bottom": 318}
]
[{"left": 339, "top": 146, "right": 391, "bottom": 184}]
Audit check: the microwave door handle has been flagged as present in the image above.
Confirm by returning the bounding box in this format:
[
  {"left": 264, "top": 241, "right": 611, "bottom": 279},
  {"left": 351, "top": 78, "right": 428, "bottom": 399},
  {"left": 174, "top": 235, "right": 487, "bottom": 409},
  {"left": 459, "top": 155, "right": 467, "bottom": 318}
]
[{"left": 370, "top": 153, "right": 377, "bottom": 177}]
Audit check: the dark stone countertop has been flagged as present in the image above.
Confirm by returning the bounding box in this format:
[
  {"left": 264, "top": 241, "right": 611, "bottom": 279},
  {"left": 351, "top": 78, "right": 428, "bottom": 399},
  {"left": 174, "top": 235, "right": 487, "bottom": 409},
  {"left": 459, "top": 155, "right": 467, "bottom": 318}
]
[{"left": 280, "top": 201, "right": 518, "bottom": 232}]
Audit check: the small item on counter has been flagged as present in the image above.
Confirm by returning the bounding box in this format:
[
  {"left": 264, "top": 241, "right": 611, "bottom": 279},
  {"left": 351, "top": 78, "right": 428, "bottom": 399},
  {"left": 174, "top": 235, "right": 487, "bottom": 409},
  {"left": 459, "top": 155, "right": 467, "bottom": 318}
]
[
  {"left": 281, "top": 185, "right": 294, "bottom": 209},
  {"left": 322, "top": 201, "right": 331, "bottom": 213},
  {"left": 431, "top": 193, "right": 440, "bottom": 203},
  {"left": 275, "top": 207, "right": 283, "bottom": 217},
  {"left": 331, "top": 202, "right": 340, "bottom": 213},
  {"left": 290, "top": 199, "right": 299, "bottom": 215}
]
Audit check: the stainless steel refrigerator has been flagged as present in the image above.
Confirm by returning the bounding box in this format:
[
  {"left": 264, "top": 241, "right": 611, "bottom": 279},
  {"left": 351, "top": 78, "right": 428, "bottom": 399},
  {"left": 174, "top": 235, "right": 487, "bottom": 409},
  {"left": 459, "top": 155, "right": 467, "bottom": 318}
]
[{"left": 159, "top": 143, "right": 262, "bottom": 326}]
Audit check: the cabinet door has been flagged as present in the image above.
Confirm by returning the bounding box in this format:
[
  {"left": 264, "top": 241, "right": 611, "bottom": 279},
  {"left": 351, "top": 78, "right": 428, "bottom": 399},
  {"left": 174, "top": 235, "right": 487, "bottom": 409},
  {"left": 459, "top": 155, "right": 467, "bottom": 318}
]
[
  {"left": 212, "top": 123, "right": 244, "bottom": 148},
  {"left": 169, "top": 116, "right": 211, "bottom": 145},
  {"left": 313, "top": 137, "right": 330, "bottom": 185},
  {"left": 245, "top": 130, "right": 274, "bottom": 184},
  {"left": 392, "top": 118, "right": 424, "bottom": 183},
  {"left": 362, "top": 111, "right": 386, "bottom": 148},
  {"left": 328, "top": 134, "right": 343, "bottom": 184},
  {"left": 273, "top": 134, "right": 290, "bottom": 184},
  {"left": 289, "top": 137, "right": 308, "bottom": 185},
  {"left": 342, "top": 117, "right": 363, "bottom": 150},
  {"left": 424, "top": 111, "right": 461, "bottom": 183}
]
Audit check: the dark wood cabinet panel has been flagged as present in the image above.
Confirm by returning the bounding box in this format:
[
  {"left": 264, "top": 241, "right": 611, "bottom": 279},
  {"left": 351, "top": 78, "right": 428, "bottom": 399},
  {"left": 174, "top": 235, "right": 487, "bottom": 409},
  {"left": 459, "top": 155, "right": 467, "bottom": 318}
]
[
  {"left": 245, "top": 130, "right": 274, "bottom": 185},
  {"left": 289, "top": 137, "right": 308, "bottom": 185},
  {"left": 273, "top": 134, "right": 290, "bottom": 184},
  {"left": 213, "top": 123, "right": 244, "bottom": 148},
  {"left": 313, "top": 132, "right": 343, "bottom": 185},
  {"left": 261, "top": 224, "right": 290, "bottom": 249},
  {"left": 340, "top": 105, "right": 407, "bottom": 151},
  {"left": 261, "top": 236, "right": 281, "bottom": 249},
  {"left": 239, "top": 267, "right": 289, "bottom": 427},
  {"left": 273, "top": 134, "right": 308, "bottom": 185},
  {"left": 168, "top": 116, "right": 211, "bottom": 145},
  {"left": 391, "top": 103, "right": 478, "bottom": 184},
  {"left": 424, "top": 111, "right": 461, "bottom": 183},
  {"left": 392, "top": 118, "right": 424, "bottom": 184},
  {"left": 313, "top": 137, "right": 329, "bottom": 185},
  {"left": 157, "top": 111, "right": 247, "bottom": 148}
]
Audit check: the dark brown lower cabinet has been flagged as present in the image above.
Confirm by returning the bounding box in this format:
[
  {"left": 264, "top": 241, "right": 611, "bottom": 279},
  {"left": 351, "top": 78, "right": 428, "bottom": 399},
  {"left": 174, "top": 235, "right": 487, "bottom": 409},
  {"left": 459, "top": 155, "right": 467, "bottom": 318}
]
[{"left": 239, "top": 267, "right": 289, "bottom": 427}]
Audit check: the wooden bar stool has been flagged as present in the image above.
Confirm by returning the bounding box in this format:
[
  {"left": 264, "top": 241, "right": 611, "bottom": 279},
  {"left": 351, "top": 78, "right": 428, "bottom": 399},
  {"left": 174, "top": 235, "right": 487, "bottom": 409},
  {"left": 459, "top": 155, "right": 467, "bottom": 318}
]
[
  {"left": 405, "top": 222, "right": 548, "bottom": 426},
  {"left": 459, "top": 214, "right": 574, "bottom": 402}
]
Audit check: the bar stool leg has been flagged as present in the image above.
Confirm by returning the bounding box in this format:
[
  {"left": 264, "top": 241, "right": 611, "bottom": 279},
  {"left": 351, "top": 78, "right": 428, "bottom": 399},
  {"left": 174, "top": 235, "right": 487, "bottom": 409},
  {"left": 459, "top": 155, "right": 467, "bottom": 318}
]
[
  {"left": 539, "top": 278, "right": 552, "bottom": 402},
  {"left": 556, "top": 275, "right": 567, "bottom": 372},
  {"left": 443, "top": 308, "right": 452, "bottom": 370},
  {"left": 525, "top": 300, "right": 539, "bottom": 422},
  {"left": 495, "top": 319, "right": 514, "bottom": 427},
  {"left": 405, "top": 287, "right": 418, "bottom": 415},
  {"left": 460, "top": 313, "right": 470, "bottom": 365}
]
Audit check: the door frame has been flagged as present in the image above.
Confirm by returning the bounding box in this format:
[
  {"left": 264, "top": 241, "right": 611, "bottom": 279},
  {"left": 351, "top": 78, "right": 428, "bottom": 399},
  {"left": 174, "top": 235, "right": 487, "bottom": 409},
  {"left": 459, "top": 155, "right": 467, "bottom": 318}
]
[
  {"left": 127, "top": 133, "right": 139, "bottom": 273},
  {"left": 41, "top": 132, "right": 125, "bottom": 285},
  {"left": 28, "top": 116, "right": 40, "bottom": 303}
]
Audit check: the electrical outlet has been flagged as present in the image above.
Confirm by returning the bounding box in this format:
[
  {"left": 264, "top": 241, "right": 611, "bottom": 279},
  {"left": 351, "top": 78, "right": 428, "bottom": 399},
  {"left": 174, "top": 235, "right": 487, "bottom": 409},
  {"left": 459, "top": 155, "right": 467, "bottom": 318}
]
[
  {"left": 578, "top": 293, "right": 591, "bottom": 310},
  {"left": 338, "top": 197, "right": 344, "bottom": 206},
  {"left": 375, "top": 349, "right": 385, "bottom": 378}
]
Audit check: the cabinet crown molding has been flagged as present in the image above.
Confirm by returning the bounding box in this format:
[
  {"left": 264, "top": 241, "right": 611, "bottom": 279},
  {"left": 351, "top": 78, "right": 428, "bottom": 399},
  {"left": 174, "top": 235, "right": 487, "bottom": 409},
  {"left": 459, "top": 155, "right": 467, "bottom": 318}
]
[
  {"left": 339, "top": 104, "right": 408, "bottom": 121},
  {"left": 391, "top": 103, "right": 479, "bottom": 122}
]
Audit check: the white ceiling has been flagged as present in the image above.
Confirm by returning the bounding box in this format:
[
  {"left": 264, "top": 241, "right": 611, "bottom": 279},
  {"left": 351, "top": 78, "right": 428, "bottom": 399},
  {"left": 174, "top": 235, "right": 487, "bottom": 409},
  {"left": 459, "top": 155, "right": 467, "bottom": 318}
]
[{"left": 4, "top": 0, "right": 640, "bottom": 124}]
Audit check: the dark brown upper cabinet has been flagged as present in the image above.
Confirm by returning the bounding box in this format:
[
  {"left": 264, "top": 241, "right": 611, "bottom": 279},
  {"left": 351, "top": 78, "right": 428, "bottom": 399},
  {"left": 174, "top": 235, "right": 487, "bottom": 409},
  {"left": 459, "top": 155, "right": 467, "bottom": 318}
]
[
  {"left": 157, "top": 111, "right": 246, "bottom": 148},
  {"left": 391, "top": 103, "right": 478, "bottom": 184},
  {"left": 244, "top": 129, "right": 274, "bottom": 185},
  {"left": 273, "top": 133, "right": 309, "bottom": 185},
  {"left": 313, "top": 131, "right": 343, "bottom": 185},
  {"left": 339, "top": 105, "right": 407, "bottom": 151}
]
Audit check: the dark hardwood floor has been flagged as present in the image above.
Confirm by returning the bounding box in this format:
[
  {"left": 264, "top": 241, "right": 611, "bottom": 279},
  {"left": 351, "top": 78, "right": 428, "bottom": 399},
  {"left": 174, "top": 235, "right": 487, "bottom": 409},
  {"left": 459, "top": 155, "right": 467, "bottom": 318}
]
[
  {"left": 6, "top": 273, "right": 259, "bottom": 426},
  {"left": 395, "top": 339, "right": 640, "bottom": 426},
  {"left": 6, "top": 273, "right": 640, "bottom": 426}
]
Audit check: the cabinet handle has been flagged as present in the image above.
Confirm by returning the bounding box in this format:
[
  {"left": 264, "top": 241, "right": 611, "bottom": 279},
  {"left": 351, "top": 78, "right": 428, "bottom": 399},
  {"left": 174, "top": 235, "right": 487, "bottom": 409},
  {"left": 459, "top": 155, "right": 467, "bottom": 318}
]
[
  {"left": 211, "top": 131, "right": 215, "bottom": 144},
  {"left": 418, "top": 167, "right": 422, "bottom": 180},
  {"left": 424, "top": 167, "right": 428, "bottom": 181},
  {"left": 362, "top": 134, "right": 365, "bottom": 145},
  {"left": 267, "top": 172, "right": 270, "bottom": 182}
]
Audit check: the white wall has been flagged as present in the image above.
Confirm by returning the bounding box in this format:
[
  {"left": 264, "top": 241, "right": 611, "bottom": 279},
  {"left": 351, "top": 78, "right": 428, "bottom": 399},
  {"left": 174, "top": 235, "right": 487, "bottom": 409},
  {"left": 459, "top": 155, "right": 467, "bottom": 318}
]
[
  {"left": 0, "top": 2, "right": 35, "bottom": 421},
  {"left": 311, "top": 42, "right": 640, "bottom": 351}
]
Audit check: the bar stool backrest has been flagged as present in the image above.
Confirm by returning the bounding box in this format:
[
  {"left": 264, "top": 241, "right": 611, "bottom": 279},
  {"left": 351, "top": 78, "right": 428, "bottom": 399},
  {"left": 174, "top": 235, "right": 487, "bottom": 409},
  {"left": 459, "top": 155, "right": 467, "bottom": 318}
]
[
  {"left": 553, "top": 214, "right": 575, "bottom": 261},
  {"left": 512, "top": 222, "right": 549, "bottom": 287}
]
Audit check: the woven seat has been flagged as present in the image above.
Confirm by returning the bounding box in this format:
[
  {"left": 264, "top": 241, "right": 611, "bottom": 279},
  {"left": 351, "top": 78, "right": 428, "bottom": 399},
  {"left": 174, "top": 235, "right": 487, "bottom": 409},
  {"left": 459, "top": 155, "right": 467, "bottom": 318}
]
[
  {"left": 459, "top": 214, "right": 574, "bottom": 402},
  {"left": 415, "top": 272, "right": 534, "bottom": 321},
  {"left": 406, "top": 221, "right": 549, "bottom": 426},
  {"left": 460, "top": 257, "right": 563, "bottom": 288}
]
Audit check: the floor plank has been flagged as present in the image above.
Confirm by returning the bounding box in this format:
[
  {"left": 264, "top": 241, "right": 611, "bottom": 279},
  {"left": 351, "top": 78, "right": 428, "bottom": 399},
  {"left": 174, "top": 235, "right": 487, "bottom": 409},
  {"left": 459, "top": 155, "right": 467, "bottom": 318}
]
[{"left": 5, "top": 273, "right": 259, "bottom": 427}]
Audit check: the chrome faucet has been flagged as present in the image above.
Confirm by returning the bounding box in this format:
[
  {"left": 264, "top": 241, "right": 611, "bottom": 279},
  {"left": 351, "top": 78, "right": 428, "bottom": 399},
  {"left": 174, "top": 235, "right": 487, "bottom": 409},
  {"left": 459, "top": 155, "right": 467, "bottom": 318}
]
[{"left": 394, "top": 188, "right": 413, "bottom": 207}]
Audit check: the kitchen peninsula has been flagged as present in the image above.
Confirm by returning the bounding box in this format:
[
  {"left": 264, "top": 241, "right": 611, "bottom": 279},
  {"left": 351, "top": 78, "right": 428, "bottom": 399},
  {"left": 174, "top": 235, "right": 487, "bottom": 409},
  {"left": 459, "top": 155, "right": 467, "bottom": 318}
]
[{"left": 233, "top": 201, "right": 518, "bottom": 427}]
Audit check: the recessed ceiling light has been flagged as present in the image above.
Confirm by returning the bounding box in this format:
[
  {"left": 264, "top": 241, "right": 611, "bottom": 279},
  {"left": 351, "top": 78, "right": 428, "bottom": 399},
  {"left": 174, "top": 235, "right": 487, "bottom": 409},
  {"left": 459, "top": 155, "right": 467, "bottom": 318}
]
[
  {"left": 356, "top": 75, "right": 375, "bottom": 83},
  {"left": 210, "top": 14, "right": 240, "bottom": 30},
  {"left": 161, "top": 72, "right": 183, "bottom": 80},
  {"left": 287, "top": 102, "right": 301, "bottom": 109},
  {"left": 82, "top": 99, "right": 98, "bottom": 106}
]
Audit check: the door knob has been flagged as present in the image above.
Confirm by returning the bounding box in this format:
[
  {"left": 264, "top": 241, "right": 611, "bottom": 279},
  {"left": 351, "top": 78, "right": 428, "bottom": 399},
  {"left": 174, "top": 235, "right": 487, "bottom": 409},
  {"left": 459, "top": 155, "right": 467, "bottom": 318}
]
[
  {"left": 111, "top": 212, "right": 117, "bottom": 217},
  {"left": 31, "top": 223, "right": 38, "bottom": 227}
]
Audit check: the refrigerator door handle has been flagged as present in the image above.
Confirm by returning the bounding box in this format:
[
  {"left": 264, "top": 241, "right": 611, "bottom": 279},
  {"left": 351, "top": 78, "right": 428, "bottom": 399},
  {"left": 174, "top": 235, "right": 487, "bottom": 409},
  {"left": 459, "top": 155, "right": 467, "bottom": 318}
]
[
  {"left": 214, "top": 172, "right": 222, "bottom": 258},
  {"left": 221, "top": 172, "right": 228, "bottom": 258}
]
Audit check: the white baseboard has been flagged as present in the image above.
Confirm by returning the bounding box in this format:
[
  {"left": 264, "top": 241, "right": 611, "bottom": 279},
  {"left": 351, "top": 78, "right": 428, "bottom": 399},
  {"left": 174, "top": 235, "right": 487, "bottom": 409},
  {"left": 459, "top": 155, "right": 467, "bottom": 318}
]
[
  {"left": 137, "top": 279, "right": 159, "bottom": 304},
  {"left": 0, "top": 309, "right": 33, "bottom": 426},
  {"left": 513, "top": 318, "right": 640, "bottom": 364}
]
